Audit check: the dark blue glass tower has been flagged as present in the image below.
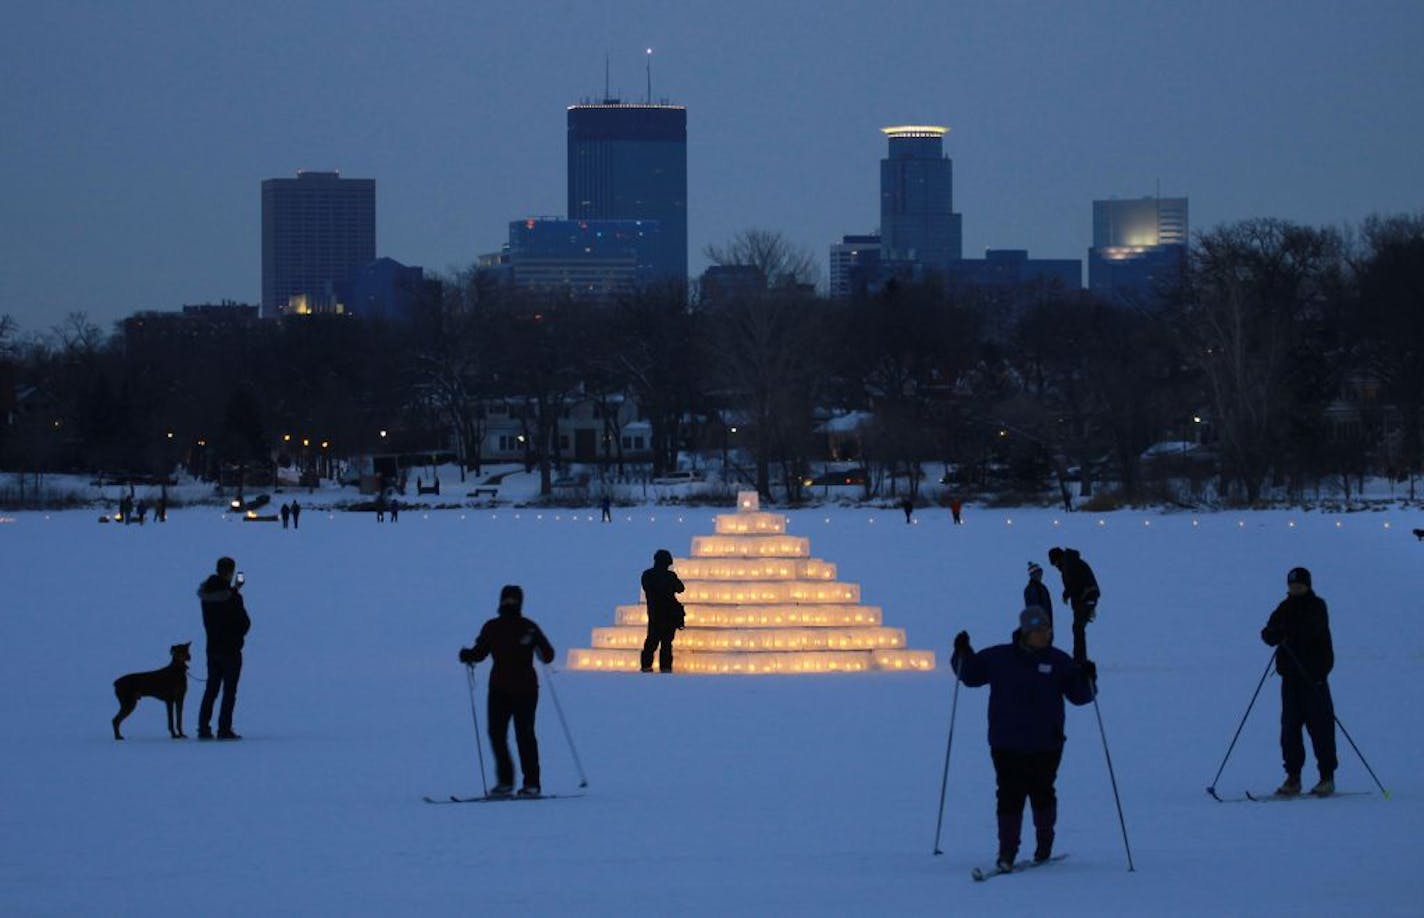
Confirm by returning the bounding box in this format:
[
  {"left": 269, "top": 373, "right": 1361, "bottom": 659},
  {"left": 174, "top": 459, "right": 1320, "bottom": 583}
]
[
  {"left": 879, "top": 126, "right": 962, "bottom": 276},
  {"left": 567, "top": 103, "right": 687, "bottom": 284}
]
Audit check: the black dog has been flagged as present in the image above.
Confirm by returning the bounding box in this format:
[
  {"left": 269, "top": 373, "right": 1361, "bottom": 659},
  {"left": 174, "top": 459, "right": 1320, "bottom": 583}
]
[{"left": 112, "top": 642, "right": 191, "bottom": 740}]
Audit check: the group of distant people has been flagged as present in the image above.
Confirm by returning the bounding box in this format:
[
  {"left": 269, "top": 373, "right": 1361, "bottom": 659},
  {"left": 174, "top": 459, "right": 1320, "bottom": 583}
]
[{"left": 117, "top": 493, "right": 166, "bottom": 524}]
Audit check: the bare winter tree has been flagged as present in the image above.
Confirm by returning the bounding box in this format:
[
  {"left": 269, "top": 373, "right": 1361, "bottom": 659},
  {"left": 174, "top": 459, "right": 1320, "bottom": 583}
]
[
  {"left": 1171, "top": 219, "right": 1346, "bottom": 503},
  {"left": 707, "top": 287, "right": 831, "bottom": 501},
  {"left": 704, "top": 228, "right": 820, "bottom": 288},
  {"left": 1354, "top": 213, "right": 1424, "bottom": 498},
  {"left": 406, "top": 270, "right": 498, "bottom": 480}
]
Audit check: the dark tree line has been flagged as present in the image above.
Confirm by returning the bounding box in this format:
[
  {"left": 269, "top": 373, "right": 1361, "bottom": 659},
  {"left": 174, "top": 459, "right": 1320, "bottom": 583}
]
[{"left": 3, "top": 214, "right": 1422, "bottom": 505}]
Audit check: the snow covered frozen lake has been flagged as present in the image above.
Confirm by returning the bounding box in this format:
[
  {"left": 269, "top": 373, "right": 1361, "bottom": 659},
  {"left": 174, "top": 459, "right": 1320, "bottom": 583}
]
[{"left": 2, "top": 501, "right": 1420, "bottom": 915}]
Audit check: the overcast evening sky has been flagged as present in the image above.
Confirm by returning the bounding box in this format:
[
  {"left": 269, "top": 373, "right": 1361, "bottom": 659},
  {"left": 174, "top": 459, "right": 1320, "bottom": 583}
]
[{"left": 2, "top": 0, "right": 1421, "bottom": 335}]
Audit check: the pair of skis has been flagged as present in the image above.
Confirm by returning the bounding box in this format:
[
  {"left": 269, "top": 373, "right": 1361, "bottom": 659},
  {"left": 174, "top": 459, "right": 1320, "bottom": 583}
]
[
  {"left": 1207, "top": 787, "right": 1370, "bottom": 803},
  {"left": 423, "top": 792, "right": 584, "bottom": 805},
  {"left": 971, "top": 853, "right": 1068, "bottom": 881}
]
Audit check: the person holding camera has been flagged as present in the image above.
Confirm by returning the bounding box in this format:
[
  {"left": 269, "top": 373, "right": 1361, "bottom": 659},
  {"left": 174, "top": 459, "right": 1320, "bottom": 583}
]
[
  {"left": 459, "top": 585, "right": 556, "bottom": 797},
  {"left": 640, "top": 548, "right": 686, "bottom": 673},
  {"left": 197, "top": 556, "right": 251, "bottom": 740}
]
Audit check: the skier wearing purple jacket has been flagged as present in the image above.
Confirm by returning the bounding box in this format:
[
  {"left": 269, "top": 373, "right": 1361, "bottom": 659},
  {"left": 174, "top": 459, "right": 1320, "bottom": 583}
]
[{"left": 952, "top": 607, "right": 1096, "bottom": 873}]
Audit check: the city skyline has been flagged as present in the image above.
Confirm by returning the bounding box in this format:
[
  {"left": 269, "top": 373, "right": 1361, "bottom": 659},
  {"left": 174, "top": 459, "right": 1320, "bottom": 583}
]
[{"left": 2, "top": 1, "right": 1421, "bottom": 333}]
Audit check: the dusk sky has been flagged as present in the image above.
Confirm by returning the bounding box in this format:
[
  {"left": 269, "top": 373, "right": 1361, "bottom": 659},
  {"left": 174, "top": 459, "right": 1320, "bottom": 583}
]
[{"left": 3, "top": 1, "right": 1421, "bottom": 334}]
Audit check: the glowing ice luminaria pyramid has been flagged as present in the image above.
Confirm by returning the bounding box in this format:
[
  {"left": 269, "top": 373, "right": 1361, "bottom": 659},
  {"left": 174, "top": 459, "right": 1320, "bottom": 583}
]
[{"left": 566, "top": 492, "right": 937, "bottom": 674}]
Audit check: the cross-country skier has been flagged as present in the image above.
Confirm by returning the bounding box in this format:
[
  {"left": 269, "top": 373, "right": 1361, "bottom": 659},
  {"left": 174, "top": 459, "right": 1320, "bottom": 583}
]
[
  {"left": 952, "top": 607, "right": 1096, "bottom": 873},
  {"left": 459, "top": 585, "right": 556, "bottom": 797},
  {"left": 1260, "top": 566, "right": 1338, "bottom": 796}
]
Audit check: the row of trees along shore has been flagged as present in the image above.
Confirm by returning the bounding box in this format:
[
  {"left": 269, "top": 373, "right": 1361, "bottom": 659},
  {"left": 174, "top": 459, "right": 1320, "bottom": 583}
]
[{"left": 2, "top": 215, "right": 1422, "bottom": 507}]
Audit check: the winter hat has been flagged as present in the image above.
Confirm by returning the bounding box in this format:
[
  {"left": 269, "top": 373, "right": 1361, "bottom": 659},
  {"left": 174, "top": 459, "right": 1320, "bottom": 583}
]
[
  {"left": 499, "top": 584, "right": 524, "bottom": 611},
  {"left": 1027, "top": 561, "right": 1043, "bottom": 577},
  {"left": 1019, "top": 606, "right": 1051, "bottom": 632},
  {"left": 1286, "top": 567, "right": 1312, "bottom": 588},
  {"left": 654, "top": 548, "right": 674, "bottom": 566}
]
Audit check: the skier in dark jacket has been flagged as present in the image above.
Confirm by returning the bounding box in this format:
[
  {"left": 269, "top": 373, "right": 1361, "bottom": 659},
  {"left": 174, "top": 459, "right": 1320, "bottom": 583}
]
[
  {"left": 1260, "top": 566, "right": 1337, "bottom": 796},
  {"left": 459, "top": 585, "right": 556, "bottom": 797},
  {"left": 640, "top": 548, "right": 686, "bottom": 673},
  {"left": 197, "top": 556, "right": 251, "bottom": 740},
  {"left": 1024, "top": 562, "right": 1054, "bottom": 630},
  {"left": 952, "top": 607, "right": 1096, "bottom": 873},
  {"left": 1048, "top": 547, "right": 1099, "bottom": 662}
]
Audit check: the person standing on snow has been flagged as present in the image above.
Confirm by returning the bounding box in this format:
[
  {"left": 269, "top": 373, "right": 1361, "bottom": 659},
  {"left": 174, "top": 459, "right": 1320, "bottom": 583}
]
[
  {"left": 459, "top": 585, "right": 556, "bottom": 797},
  {"left": 197, "top": 556, "right": 251, "bottom": 740},
  {"left": 1047, "top": 546, "right": 1100, "bottom": 662},
  {"left": 1260, "top": 566, "right": 1338, "bottom": 797},
  {"left": 952, "top": 607, "right": 1096, "bottom": 873},
  {"left": 1024, "top": 562, "right": 1053, "bottom": 630},
  {"left": 640, "top": 549, "right": 685, "bottom": 673}
]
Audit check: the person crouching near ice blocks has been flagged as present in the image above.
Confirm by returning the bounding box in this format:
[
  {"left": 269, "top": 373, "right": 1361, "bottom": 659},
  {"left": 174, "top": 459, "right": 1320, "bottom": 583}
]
[
  {"left": 459, "top": 585, "right": 556, "bottom": 797},
  {"left": 1260, "top": 566, "right": 1338, "bottom": 797},
  {"left": 952, "top": 607, "right": 1096, "bottom": 873}
]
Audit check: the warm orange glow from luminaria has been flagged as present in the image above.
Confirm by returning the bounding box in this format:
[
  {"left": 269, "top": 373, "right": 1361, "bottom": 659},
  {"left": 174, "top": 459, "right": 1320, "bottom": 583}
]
[{"left": 567, "top": 491, "right": 936, "bottom": 674}]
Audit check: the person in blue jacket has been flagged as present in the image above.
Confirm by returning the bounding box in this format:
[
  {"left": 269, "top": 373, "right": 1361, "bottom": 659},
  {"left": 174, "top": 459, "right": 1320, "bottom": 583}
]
[{"left": 952, "top": 607, "right": 1096, "bottom": 873}]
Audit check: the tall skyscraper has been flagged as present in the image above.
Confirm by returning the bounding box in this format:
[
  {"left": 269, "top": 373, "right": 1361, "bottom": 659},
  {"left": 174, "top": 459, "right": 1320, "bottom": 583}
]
[
  {"left": 1089, "top": 196, "right": 1188, "bottom": 307},
  {"left": 879, "top": 125, "right": 962, "bottom": 276},
  {"left": 567, "top": 102, "right": 687, "bottom": 284},
  {"left": 261, "top": 171, "right": 376, "bottom": 316}
]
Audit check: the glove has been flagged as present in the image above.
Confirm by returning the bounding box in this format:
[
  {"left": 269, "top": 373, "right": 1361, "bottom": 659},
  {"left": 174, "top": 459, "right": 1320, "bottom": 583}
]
[
  {"left": 953, "top": 631, "right": 972, "bottom": 656},
  {"left": 458, "top": 647, "right": 475, "bottom": 664},
  {"left": 1260, "top": 626, "right": 1282, "bottom": 646},
  {"left": 1080, "top": 659, "right": 1098, "bottom": 683}
]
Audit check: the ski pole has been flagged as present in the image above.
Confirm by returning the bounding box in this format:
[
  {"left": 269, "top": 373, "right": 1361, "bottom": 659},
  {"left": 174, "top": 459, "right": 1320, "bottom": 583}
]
[
  {"left": 1089, "top": 674, "right": 1135, "bottom": 872},
  {"left": 465, "top": 663, "right": 489, "bottom": 797},
  {"left": 541, "top": 661, "right": 589, "bottom": 788},
  {"left": 931, "top": 663, "right": 963, "bottom": 856},
  {"left": 1206, "top": 650, "right": 1276, "bottom": 800},
  {"left": 1278, "top": 642, "right": 1391, "bottom": 798}
]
